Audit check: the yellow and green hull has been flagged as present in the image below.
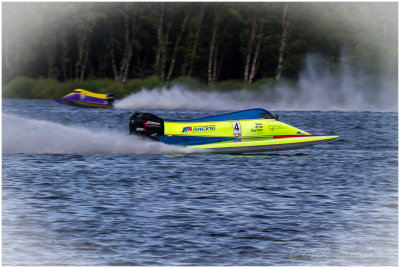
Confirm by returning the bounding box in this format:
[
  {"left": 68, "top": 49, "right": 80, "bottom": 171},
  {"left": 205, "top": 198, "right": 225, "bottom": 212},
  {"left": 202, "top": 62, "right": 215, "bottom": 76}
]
[
  {"left": 130, "top": 109, "right": 339, "bottom": 153},
  {"left": 189, "top": 135, "right": 338, "bottom": 153}
]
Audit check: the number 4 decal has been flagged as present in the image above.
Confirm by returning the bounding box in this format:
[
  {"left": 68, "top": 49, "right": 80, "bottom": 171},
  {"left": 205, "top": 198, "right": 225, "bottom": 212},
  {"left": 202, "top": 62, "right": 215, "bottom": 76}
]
[{"left": 232, "top": 121, "right": 242, "bottom": 136}]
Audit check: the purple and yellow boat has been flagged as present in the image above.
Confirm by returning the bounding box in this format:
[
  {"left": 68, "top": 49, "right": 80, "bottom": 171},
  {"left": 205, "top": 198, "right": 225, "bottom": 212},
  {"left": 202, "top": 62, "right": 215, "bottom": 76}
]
[{"left": 54, "top": 89, "right": 114, "bottom": 108}]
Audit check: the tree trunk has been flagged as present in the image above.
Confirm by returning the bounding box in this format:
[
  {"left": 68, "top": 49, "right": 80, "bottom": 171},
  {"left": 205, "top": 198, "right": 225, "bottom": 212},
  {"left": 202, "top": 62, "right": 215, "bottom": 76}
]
[
  {"left": 60, "top": 55, "right": 68, "bottom": 81},
  {"left": 97, "top": 47, "right": 107, "bottom": 78},
  {"left": 136, "top": 48, "right": 149, "bottom": 78},
  {"left": 59, "top": 33, "right": 69, "bottom": 81},
  {"left": 212, "top": 39, "right": 219, "bottom": 84},
  {"left": 75, "top": 31, "right": 88, "bottom": 80},
  {"left": 107, "top": 14, "right": 139, "bottom": 84},
  {"left": 121, "top": 45, "right": 133, "bottom": 85},
  {"left": 166, "top": 13, "right": 190, "bottom": 82},
  {"left": 108, "top": 42, "right": 119, "bottom": 81},
  {"left": 212, "top": 24, "right": 228, "bottom": 85},
  {"left": 80, "top": 36, "right": 91, "bottom": 81},
  {"left": 187, "top": 5, "right": 205, "bottom": 77},
  {"left": 275, "top": 3, "right": 290, "bottom": 81},
  {"left": 123, "top": 16, "right": 140, "bottom": 85},
  {"left": 106, "top": 20, "right": 119, "bottom": 81},
  {"left": 118, "top": 15, "right": 132, "bottom": 83},
  {"left": 155, "top": 3, "right": 164, "bottom": 71},
  {"left": 208, "top": 9, "right": 219, "bottom": 87},
  {"left": 47, "top": 52, "right": 55, "bottom": 79},
  {"left": 136, "top": 56, "right": 144, "bottom": 78},
  {"left": 217, "top": 47, "right": 227, "bottom": 82},
  {"left": 249, "top": 22, "right": 264, "bottom": 83},
  {"left": 161, "top": 21, "right": 172, "bottom": 81},
  {"left": 244, "top": 15, "right": 257, "bottom": 82}
]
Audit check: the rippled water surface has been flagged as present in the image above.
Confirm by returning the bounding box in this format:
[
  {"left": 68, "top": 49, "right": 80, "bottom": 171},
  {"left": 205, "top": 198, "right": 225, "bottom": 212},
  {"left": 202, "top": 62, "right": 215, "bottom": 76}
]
[{"left": 2, "top": 99, "right": 398, "bottom": 265}]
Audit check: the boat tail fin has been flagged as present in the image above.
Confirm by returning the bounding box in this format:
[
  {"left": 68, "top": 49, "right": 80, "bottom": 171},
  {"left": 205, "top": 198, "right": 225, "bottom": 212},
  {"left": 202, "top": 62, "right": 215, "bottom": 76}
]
[{"left": 129, "top": 112, "right": 164, "bottom": 137}]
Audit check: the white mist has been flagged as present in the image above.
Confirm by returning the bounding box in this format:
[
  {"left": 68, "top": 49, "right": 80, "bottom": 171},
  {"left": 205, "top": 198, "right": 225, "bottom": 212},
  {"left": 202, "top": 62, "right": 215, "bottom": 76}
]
[
  {"left": 2, "top": 114, "right": 194, "bottom": 154},
  {"left": 115, "top": 54, "right": 397, "bottom": 112}
]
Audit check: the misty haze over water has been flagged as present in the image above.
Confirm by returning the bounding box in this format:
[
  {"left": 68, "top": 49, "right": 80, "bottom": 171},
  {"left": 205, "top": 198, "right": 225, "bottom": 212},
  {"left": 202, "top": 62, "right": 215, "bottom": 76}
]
[{"left": 116, "top": 54, "right": 397, "bottom": 112}]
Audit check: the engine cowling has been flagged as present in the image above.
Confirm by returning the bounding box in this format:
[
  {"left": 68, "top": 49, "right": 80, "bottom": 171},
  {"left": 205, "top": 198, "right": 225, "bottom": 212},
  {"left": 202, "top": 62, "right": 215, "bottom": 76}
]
[{"left": 129, "top": 112, "right": 164, "bottom": 137}]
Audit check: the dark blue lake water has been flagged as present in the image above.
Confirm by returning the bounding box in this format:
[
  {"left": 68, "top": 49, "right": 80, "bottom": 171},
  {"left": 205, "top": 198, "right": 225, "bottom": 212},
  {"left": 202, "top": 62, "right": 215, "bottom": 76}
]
[{"left": 2, "top": 99, "right": 398, "bottom": 265}]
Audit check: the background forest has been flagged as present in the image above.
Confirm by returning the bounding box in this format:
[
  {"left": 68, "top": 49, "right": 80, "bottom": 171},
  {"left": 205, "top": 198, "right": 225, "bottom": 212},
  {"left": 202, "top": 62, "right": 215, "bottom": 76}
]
[{"left": 2, "top": 2, "right": 398, "bottom": 99}]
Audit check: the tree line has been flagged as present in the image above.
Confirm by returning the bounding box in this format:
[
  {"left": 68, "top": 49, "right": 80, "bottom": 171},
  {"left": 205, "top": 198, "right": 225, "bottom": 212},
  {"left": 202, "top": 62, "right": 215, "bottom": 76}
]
[{"left": 2, "top": 2, "right": 397, "bottom": 87}]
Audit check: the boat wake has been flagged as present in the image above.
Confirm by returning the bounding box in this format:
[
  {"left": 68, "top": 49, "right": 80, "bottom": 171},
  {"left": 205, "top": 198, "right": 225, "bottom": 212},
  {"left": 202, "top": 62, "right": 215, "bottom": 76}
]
[
  {"left": 2, "top": 114, "right": 195, "bottom": 154},
  {"left": 115, "top": 54, "right": 397, "bottom": 112}
]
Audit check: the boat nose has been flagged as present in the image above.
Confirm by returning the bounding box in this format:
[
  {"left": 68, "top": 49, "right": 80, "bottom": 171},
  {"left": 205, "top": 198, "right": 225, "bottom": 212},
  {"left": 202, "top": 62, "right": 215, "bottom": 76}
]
[{"left": 293, "top": 127, "right": 310, "bottom": 135}]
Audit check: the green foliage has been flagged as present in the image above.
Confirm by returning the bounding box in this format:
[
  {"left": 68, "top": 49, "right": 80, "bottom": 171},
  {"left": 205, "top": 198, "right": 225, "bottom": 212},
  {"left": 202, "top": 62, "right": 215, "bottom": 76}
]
[
  {"left": 125, "top": 76, "right": 163, "bottom": 93},
  {"left": 31, "top": 78, "right": 59, "bottom": 99},
  {"left": 2, "top": 78, "right": 126, "bottom": 99},
  {"left": 214, "top": 80, "right": 246, "bottom": 91},
  {"left": 76, "top": 79, "right": 125, "bottom": 98},
  {"left": 246, "top": 78, "right": 276, "bottom": 90},
  {"left": 2, "top": 2, "right": 397, "bottom": 96},
  {"left": 2, "top": 77, "right": 37, "bottom": 99},
  {"left": 2, "top": 76, "right": 281, "bottom": 99},
  {"left": 168, "top": 76, "right": 206, "bottom": 90}
]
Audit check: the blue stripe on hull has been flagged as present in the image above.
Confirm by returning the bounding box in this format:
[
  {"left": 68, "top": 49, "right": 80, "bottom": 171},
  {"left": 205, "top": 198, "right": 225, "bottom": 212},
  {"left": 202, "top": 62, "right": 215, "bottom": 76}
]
[{"left": 158, "top": 135, "right": 236, "bottom": 146}]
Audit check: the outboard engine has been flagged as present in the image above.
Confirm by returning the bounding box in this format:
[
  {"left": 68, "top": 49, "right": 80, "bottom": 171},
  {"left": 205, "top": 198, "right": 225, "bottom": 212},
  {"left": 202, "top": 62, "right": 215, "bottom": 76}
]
[
  {"left": 129, "top": 112, "right": 164, "bottom": 138},
  {"left": 107, "top": 93, "right": 115, "bottom": 105}
]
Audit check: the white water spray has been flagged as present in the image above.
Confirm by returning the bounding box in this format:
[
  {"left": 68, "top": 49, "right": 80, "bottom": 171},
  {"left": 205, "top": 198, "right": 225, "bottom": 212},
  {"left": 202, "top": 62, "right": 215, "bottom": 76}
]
[
  {"left": 2, "top": 114, "right": 195, "bottom": 154},
  {"left": 115, "top": 54, "right": 397, "bottom": 112},
  {"left": 115, "top": 86, "right": 260, "bottom": 110}
]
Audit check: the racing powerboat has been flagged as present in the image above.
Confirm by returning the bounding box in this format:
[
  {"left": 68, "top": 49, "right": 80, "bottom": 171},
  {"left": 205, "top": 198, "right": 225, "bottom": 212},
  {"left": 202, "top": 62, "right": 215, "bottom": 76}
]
[
  {"left": 129, "top": 108, "right": 338, "bottom": 153},
  {"left": 54, "top": 89, "right": 114, "bottom": 108}
]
